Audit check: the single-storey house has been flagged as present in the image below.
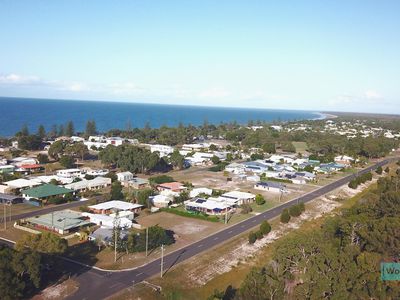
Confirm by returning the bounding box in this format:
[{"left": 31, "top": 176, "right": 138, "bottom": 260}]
[
  {"left": 25, "top": 210, "right": 92, "bottom": 235},
  {"left": 150, "top": 194, "right": 172, "bottom": 208},
  {"left": 22, "top": 184, "right": 74, "bottom": 201},
  {"left": 88, "top": 200, "right": 143, "bottom": 215},
  {"left": 4, "top": 178, "right": 42, "bottom": 190},
  {"left": 157, "top": 182, "right": 186, "bottom": 193},
  {"left": 254, "top": 181, "right": 288, "bottom": 193},
  {"left": 82, "top": 212, "right": 133, "bottom": 229},
  {"left": 0, "top": 193, "right": 23, "bottom": 204},
  {"left": 65, "top": 176, "right": 112, "bottom": 192},
  {"left": 189, "top": 187, "right": 213, "bottom": 198},
  {"left": 89, "top": 227, "right": 129, "bottom": 244},
  {"left": 117, "top": 171, "right": 134, "bottom": 182},
  {"left": 220, "top": 191, "right": 255, "bottom": 205},
  {"left": 0, "top": 165, "right": 15, "bottom": 174},
  {"left": 185, "top": 198, "right": 234, "bottom": 216},
  {"left": 57, "top": 168, "right": 83, "bottom": 178},
  {"left": 334, "top": 155, "right": 354, "bottom": 166}
]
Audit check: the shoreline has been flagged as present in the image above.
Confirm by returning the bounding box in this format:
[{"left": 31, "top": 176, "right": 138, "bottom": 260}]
[{"left": 313, "top": 112, "right": 338, "bottom": 120}]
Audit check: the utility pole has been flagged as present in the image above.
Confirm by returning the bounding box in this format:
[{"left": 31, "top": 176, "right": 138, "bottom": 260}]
[
  {"left": 3, "top": 204, "right": 6, "bottom": 230},
  {"left": 114, "top": 226, "right": 117, "bottom": 263},
  {"left": 160, "top": 244, "right": 164, "bottom": 278},
  {"left": 224, "top": 198, "right": 228, "bottom": 224},
  {"left": 145, "top": 227, "right": 149, "bottom": 257}
]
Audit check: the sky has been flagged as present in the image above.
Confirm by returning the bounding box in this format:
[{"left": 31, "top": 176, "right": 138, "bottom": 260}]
[{"left": 0, "top": 1, "right": 399, "bottom": 113}]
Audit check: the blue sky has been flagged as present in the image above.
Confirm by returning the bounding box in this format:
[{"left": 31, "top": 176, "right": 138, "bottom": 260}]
[{"left": 0, "top": 1, "right": 399, "bottom": 113}]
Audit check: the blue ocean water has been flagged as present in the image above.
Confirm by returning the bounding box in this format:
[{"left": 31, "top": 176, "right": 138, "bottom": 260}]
[{"left": 0, "top": 97, "right": 322, "bottom": 137}]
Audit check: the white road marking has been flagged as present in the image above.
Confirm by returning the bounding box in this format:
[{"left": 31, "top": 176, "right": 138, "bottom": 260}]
[
  {"left": 228, "top": 230, "right": 233, "bottom": 233},
  {"left": 135, "top": 272, "right": 143, "bottom": 277},
  {"left": 213, "top": 237, "right": 218, "bottom": 240},
  {"left": 197, "top": 244, "right": 203, "bottom": 248}
]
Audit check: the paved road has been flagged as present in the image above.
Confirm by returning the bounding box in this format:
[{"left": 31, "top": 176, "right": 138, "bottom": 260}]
[
  {"left": 63, "top": 158, "right": 393, "bottom": 300},
  {"left": 1, "top": 158, "right": 394, "bottom": 300},
  {"left": 7, "top": 195, "right": 106, "bottom": 222}
]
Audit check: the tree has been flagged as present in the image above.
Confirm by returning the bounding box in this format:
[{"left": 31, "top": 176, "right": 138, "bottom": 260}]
[
  {"left": 59, "top": 155, "right": 75, "bottom": 168},
  {"left": 37, "top": 124, "right": 46, "bottom": 138},
  {"left": 85, "top": 120, "right": 97, "bottom": 136},
  {"left": 37, "top": 153, "right": 49, "bottom": 164},
  {"left": 16, "top": 232, "right": 67, "bottom": 254},
  {"left": 134, "top": 188, "right": 153, "bottom": 208},
  {"left": 48, "top": 140, "right": 65, "bottom": 160},
  {"left": 255, "top": 194, "right": 266, "bottom": 205},
  {"left": 111, "top": 181, "right": 124, "bottom": 200},
  {"left": 17, "top": 134, "right": 42, "bottom": 150},
  {"left": 65, "top": 121, "right": 75, "bottom": 137},
  {"left": 211, "top": 155, "right": 220, "bottom": 165},
  {"left": 376, "top": 166, "right": 383, "bottom": 175},
  {"left": 248, "top": 231, "right": 257, "bottom": 244},
  {"left": 65, "top": 143, "right": 88, "bottom": 161},
  {"left": 174, "top": 190, "right": 189, "bottom": 203},
  {"left": 169, "top": 149, "right": 185, "bottom": 169},
  {"left": 262, "top": 142, "right": 276, "bottom": 154},
  {"left": 259, "top": 221, "right": 271, "bottom": 235},
  {"left": 280, "top": 209, "right": 291, "bottom": 223}
]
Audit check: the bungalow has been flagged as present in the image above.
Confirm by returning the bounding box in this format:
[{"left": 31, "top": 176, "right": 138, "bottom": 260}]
[
  {"left": 225, "top": 162, "right": 245, "bottom": 174},
  {"left": 57, "top": 168, "right": 83, "bottom": 178},
  {"left": 150, "top": 194, "right": 173, "bottom": 208},
  {"left": 106, "top": 137, "right": 125, "bottom": 146},
  {"left": 88, "top": 200, "right": 143, "bottom": 215},
  {"left": 0, "top": 193, "right": 23, "bottom": 204},
  {"left": 89, "top": 227, "right": 130, "bottom": 244},
  {"left": 64, "top": 177, "right": 112, "bottom": 192},
  {"left": 0, "top": 165, "right": 15, "bottom": 174},
  {"left": 22, "top": 184, "right": 74, "bottom": 201},
  {"left": 243, "top": 161, "right": 269, "bottom": 173},
  {"left": 317, "top": 163, "right": 345, "bottom": 173},
  {"left": 126, "top": 177, "right": 149, "bottom": 189},
  {"left": 189, "top": 187, "right": 213, "bottom": 198},
  {"left": 220, "top": 191, "right": 255, "bottom": 205},
  {"left": 185, "top": 152, "right": 214, "bottom": 166},
  {"left": 185, "top": 198, "right": 234, "bottom": 216},
  {"left": 254, "top": 181, "right": 287, "bottom": 193},
  {"left": 82, "top": 213, "right": 133, "bottom": 229},
  {"left": 117, "top": 171, "right": 134, "bottom": 182},
  {"left": 9, "top": 157, "right": 38, "bottom": 167},
  {"left": 149, "top": 144, "right": 174, "bottom": 157},
  {"left": 25, "top": 210, "right": 92, "bottom": 235},
  {"left": 157, "top": 182, "right": 186, "bottom": 193},
  {"left": 290, "top": 176, "right": 307, "bottom": 185},
  {"left": 295, "top": 171, "right": 316, "bottom": 181},
  {"left": 4, "top": 178, "right": 41, "bottom": 190},
  {"left": 334, "top": 155, "right": 354, "bottom": 166},
  {"left": 181, "top": 143, "right": 210, "bottom": 151},
  {"left": 16, "top": 164, "right": 44, "bottom": 174}
]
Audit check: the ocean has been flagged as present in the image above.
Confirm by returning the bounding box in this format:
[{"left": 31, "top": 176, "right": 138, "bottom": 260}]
[{"left": 0, "top": 97, "right": 322, "bottom": 137}]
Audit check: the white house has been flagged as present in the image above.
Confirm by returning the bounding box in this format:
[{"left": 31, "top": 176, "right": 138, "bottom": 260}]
[
  {"left": 334, "top": 155, "right": 354, "bottom": 166},
  {"left": 9, "top": 157, "right": 38, "bottom": 167},
  {"left": 189, "top": 187, "right": 213, "bottom": 198},
  {"left": 254, "top": 181, "right": 287, "bottom": 193},
  {"left": 117, "top": 171, "right": 134, "bottom": 182},
  {"left": 57, "top": 168, "right": 83, "bottom": 178},
  {"left": 184, "top": 198, "right": 233, "bottom": 216},
  {"left": 106, "top": 137, "right": 125, "bottom": 146},
  {"left": 82, "top": 213, "right": 133, "bottom": 229},
  {"left": 65, "top": 177, "right": 111, "bottom": 192},
  {"left": 225, "top": 162, "right": 245, "bottom": 174},
  {"left": 150, "top": 194, "right": 173, "bottom": 208},
  {"left": 4, "top": 178, "right": 41, "bottom": 190},
  {"left": 220, "top": 191, "right": 255, "bottom": 205},
  {"left": 149, "top": 144, "right": 174, "bottom": 157}
]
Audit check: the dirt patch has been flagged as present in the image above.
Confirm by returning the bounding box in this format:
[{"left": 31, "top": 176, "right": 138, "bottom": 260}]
[{"left": 32, "top": 279, "right": 78, "bottom": 300}]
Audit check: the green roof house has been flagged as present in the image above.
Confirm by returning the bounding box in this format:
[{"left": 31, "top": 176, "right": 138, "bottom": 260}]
[{"left": 22, "top": 184, "right": 74, "bottom": 201}]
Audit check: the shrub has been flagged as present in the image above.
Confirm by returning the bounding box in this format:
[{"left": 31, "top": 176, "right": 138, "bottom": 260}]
[
  {"left": 289, "top": 204, "right": 302, "bottom": 217},
  {"left": 280, "top": 209, "right": 291, "bottom": 223},
  {"left": 149, "top": 175, "right": 175, "bottom": 184},
  {"left": 348, "top": 180, "right": 358, "bottom": 189},
  {"left": 384, "top": 167, "right": 390, "bottom": 173},
  {"left": 248, "top": 232, "right": 257, "bottom": 244},
  {"left": 255, "top": 231, "right": 264, "bottom": 240},
  {"left": 298, "top": 202, "right": 305, "bottom": 212},
  {"left": 255, "top": 194, "right": 266, "bottom": 205},
  {"left": 376, "top": 166, "right": 383, "bottom": 175},
  {"left": 259, "top": 221, "right": 271, "bottom": 235},
  {"left": 241, "top": 203, "right": 253, "bottom": 214}
]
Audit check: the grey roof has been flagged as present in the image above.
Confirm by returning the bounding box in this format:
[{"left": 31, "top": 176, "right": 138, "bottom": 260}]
[
  {"left": 0, "top": 193, "right": 21, "bottom": 201},
  {"left": 26, "top": 210, "right": 92, "bottom": 231},
  {"left": 256, "top": 181, "right": 286, "bottom": 189}
]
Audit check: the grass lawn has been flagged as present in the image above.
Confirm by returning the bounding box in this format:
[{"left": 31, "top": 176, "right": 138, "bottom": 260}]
[
  {"left": 250, "top": 200, "right": 278, "bottom": 213},
  {"left": 292, "top": 141, "right": 308, "bottom": 154}
]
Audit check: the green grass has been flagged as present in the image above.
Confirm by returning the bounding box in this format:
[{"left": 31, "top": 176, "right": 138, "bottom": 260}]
[
  {"left": 292, "top": 141, "right": 308, "bottom": 153},
  {"left": 250, "top": 200, "right": 277, "bottom": 213},
  {"left": 160, "top": 207, "right": 220, "bottom": 222}
]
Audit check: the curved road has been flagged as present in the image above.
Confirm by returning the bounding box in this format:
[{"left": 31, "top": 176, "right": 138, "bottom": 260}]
[{"left": 1, "top": 158, "right": 394, "bottom": 300}]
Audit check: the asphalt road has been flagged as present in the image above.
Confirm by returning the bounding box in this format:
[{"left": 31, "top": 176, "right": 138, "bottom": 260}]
[
  {"left": 63, "top": 158, "right": 393, "bottom": 300},
  {"left": 0, "top": 158, "right": 394, "bottom": 300}
]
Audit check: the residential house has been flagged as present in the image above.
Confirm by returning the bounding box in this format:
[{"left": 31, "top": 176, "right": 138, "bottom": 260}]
[
  {"left": 220, "top": 191, "right": 256, "bottom": 205},
  {"left": 157, "top": 182, "right": 186, "bottom": 193},
  {"left": 22, "top": 184, "right": 74, "bottom": 202},
  {"left": 184, "top": 198, "right": 233, "bottom": 216},
  {"left": 254, "top": 181, "right": 288, "bottom": 193},
  {"left": 65, "top": 177, "right": 111, "bottom": 192},
  {"left": 149, "top": 144, "right": 174, "bottom": 157},
  {"left": 334, "top": 155, "right": 354, "bottom": 166},
  {"left": 117, "top": 171, "right": 134, "bottom": 182},
  {"left": 57, "top": 168, "right": 83, "bottom": 178},
  {"left": 88, "top": 200, "right": 143, "bottom": 215},
  {"left": 189, "top": 187, "right": 213, "bottom": 198}
]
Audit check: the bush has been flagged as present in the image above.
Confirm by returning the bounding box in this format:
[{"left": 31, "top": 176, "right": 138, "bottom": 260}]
[
  {"left": 259, "top": 221, "right": 271, "bottom": 235},
  {"left": 289, "top": 204, "right": 302, "bottom": 217},
  {"left": 348, "top": 179, "right": 358, "bottom": 189},
  {"left": 298, "top": 202, "right": 305, "bottom": 212},
  {"left": 384, "top": 167, "right": 390, "bottom": 173},
  {"left": 241, "top": 203, "right": 253, "bottom": 214},
  {"left": 149, "top": 175, "right": 175, "bottom": 184},
  {"left": 248, "top": 232, "right": 257, "bottom": 244},
  {"left": 255, "top": 194, "right": 266, "bottom": 205},
  {"left": 376, "top": 166, "right": 383, "bottom": 175},
  {"left": 280, "top": 209, "right": 291, "bottom": 223},
  {"left": 255, "top": 231, "right": 264, "bottom": 240}
]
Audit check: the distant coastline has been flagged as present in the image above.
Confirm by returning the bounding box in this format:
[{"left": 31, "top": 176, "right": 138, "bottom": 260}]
[{"left": 0, "top": 97, "right": 321, "bottom": 137}]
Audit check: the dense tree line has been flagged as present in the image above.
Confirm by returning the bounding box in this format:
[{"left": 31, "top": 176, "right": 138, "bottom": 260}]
[
  {"left": 99, "top": 144, "right": 166, "bottom": 174},
  {"left": 225, "top": 172, "right": 400, "bottom": 300}
]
